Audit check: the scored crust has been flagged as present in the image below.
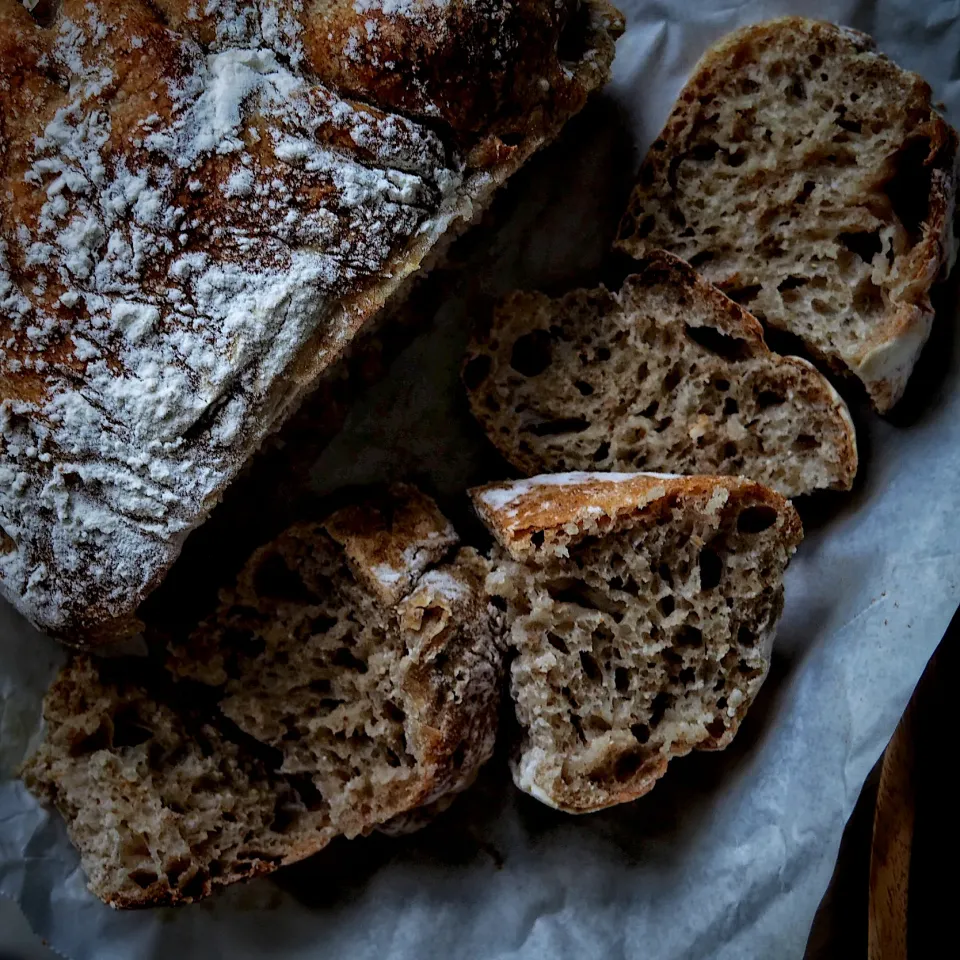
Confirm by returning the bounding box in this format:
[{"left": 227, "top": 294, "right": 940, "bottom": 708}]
[
  {"left": 0, "top": 0, "right": 624, "bottom": 645},
  {"left": 470, "top": 471, "right": 802, "bottom": 813},
  {"left": 463, "top": 249, "right": 858, "bottom": 497},
  {"left": 23, "top": 484, "right": 504, "bottom": 906},
  {"left": 615, "top": 16, "right": 958, "bottom": 412}
]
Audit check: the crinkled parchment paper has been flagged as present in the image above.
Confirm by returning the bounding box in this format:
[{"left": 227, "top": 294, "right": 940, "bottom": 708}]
[{"left": 2, "top": 1, "right": 959, "bottom": 957}]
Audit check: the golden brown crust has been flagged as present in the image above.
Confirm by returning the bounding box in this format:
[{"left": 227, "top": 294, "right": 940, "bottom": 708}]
[
  {"left": 471, "top": 471, "right": 803, "bottom": 561},
  {"left": 615, "top": 16, "right": 958, "bottom": 413},
  {"left": 0, "top": 0, "right": 622, "bottom": 645}
]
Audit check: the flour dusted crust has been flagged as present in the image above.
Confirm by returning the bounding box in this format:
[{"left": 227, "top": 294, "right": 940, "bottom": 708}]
[
  {"left": 0, "top": 0, "right": 624, "bottom": 644},
  {"left": 615, "top": 17, "right": 958, "bottom": 412},
  {"left": 23, "top": 485, "right": 504, "bottom": 906},
  {"left": 470, "top": 471, "right": 802, "bottom": 813}
]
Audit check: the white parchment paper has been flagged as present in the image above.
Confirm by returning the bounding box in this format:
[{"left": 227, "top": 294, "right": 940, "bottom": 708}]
[{"left": 3, "top": 1, "right": 960, "bottom": 957}]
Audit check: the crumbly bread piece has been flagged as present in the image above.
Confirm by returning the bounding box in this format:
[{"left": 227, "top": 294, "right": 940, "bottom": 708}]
[
  {"left": 23, "top": 486, "right": 502, "bottom": 906},
  {"left": 22, "top": 656, "right": 328, "bottom": 908},
  {"left": 615, "top": 17, "right": 958, "bottom": 412},
  {"left": 0, "top": 0, "right": 624, "bottom": 645},
  {"left": 470, "top": 472, "right": 802, "bottom": 813},
  {"left": 463, "top": 250, "right": 857, "bottom": 497}
]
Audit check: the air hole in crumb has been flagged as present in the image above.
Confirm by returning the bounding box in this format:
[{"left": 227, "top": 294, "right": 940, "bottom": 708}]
[
  {"left": 836, "top": 116, "right": 862, "bottom": 134},
  {"left": 634, "top": 215, "right": 655, "bottom": 240},
  {"left": 631, "top": 723, "right": 650, "bottom": 744},
  {"left": 885, "top": 136, "right": 933, "bottom": 238},
  {"left": 639, "top": 399, "right": 659, "bottom": 418},
  {"left": 691, "top": 140, "right": 720, "bottom": 162},
  {"left": 570, "top": 712, "right": 586, "bottom": 743},
  {"left": 717, "top": 696, "right": 728, "bottom": 710},
  {"left": 528, "top": 417, "right": 590, "bottom": 436},
  {"left": 658, "top": 594, "right": 675, "bottom": 617},
  {"left": 706, "top": 718, "right": 727, "bottom": 739},
  {"left": 309, "top": 614, "right": 337, "bottom": 634},
  {"left": 331, "top": 647, "right": 368, "bottom": 673},
  {"left": 777, "top": 275, "right": 807, "bottom": 292},
  {"left": 575, "top": 379, "right": 594, "bottom": 396},
  {"left": 684, "top": 323, "right": 752, "bottom": 361},
  {"left": 737, "top": 505, "right": 778, "bottom": 533},
  {"left": 794, "top": 433, "right": 819, "bottom": 451},
  {"left": 727, "top": 284, "right": 763, "bottom": 306},
  {"left": 615, "top": 667, "right": 630, "bottom": 692},
  {"left": 723, "top": 397, "right": 739, "bottom": 415},
  {"left": 383, "top": 700, "right": 405, "bottom": 724},
  {"left": 531, "top": 531, "right": 545, "bottom": 549},
  {"left": 757, "top": 390, "right": 785, "bottom": 408},
  {"left": 725, "top": 149, "right": 747, "bottom": 167},
  {"left": 699, "top": 547, "right": 722, "bottom": 590},
  {"left": 688, "top": 250, "right": 714, "bottom": 269},
  {"left": 592, "top": 441, "right": 610, "bottom": 462},
  {"left": 547, "top": 632, "right": 570, "bottom": 655},
  {"left": 655, "top": 416, "right": 673, "bottom": 433},
  {"left": 462, "top": 354, "right": 491, "bottom": 390},
  {"left": 839, "top": 230, "right": 883, "bottom": 263},
  {"left": 596, "top": 346, "right": 611, "bottom": 361},
  {"left": 723, "top": 441, "right": 738, "bottom": 460},
  {"left": 786, "top": 76, "right": 807, "bottom": 99},
  {"left": 579, "top": 651, "right": 602, "bottom": 682},
  {"left": 676, "top": 625, "right": 703, "bottom": 647},
  {"left": 649, "top": 692, "right": 671, "bottom": 727},
  {"left": 738, "top": 625, "right": 757, "bottom": 647},
  {"left": 678, "top": 667, "right": 696, "bottom": 686},
  {"left": 663, "top": 365, "right": 682, "bottom": 392},
  {"left": 309, "top": 678, "right": 331, "bottom": 695},
  {"left": 510, "top": 330, "right": 553, "bottom": 377},
  {"left": 588, "top": 714, "right": 612, "bottom": 733},
  {"left": 714, "top": 378, "right": 730, "bottom": 392},
  {"left": 165, "top": 857, "right": 193, "bottom": 887},
  {"left": 129, "top": 869, "right": 159, "bottom": 890}
]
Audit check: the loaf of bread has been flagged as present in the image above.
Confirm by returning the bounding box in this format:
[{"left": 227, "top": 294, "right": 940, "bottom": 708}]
[
  {"left": 0, "top": 0, "right": 623, "bottom": 645},
  {"left": 616, "top": 17, "right": 958, "bottom": 412},
  {"left": 471, "top": 471, "right": 801, "bottom": 813},
  {"left": 22, "top": 486, "right": 502, "bottom": 906},
  {"left": 463, "top": 250, "right": 858, "bottom": 497}
]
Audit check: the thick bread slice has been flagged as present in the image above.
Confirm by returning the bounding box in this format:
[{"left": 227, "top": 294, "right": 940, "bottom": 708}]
[
  {"left": 470, "top": 472, "right": 801, "bottom": 813},
  {"left": 0, "top": 0, "right": 624, "bottom": 646},
  {"left": 615, "top": 17, "right": 958, "bottom": 412},
  {"left": 23, "top": 486, "right": 502, "bottom": 906},
  {"left": 463, "top": 250, "right": 857, "bottom": 497}
]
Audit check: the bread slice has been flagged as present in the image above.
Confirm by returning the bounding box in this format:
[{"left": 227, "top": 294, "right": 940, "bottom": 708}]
[
  {"left": 463, "top": 250, "right": 857, "bottom": 497},
  {"left": 615, "top": 17, "right": 958, "bottom": 412},
  {"left": 22, "top": 486, "right": 502, "bottom": 906},
  {"left": 470, "top": 472, "right": 802, "bottom": 813},
  {"left": 0, "top": 0, "right": 623, "bottom": 646}
]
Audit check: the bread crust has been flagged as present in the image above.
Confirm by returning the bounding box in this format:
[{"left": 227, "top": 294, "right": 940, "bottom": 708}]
[
  {"left": 0, "top": 0, "right": 623, "bottom": 645},
  {"left": 615, "top": 16, "right": 958, "bottom": 412}
]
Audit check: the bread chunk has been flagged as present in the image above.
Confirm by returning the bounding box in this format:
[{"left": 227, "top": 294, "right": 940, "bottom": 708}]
[
  {"left": 471, "top": 472, "right": 801, "bottom": 813},
  {"left": 464, "top": 250, "right": 857, "bottom": 497},
  {"left": 616, "top": 17, "right": 958, "bottom": 412},
  {"left": 23, "top": 486, "right": 502, "bottom": 906}
]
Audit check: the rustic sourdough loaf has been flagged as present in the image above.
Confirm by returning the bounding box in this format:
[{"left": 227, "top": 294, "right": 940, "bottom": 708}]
[
  {"left": 470, "top": 472, "right": 801, "bottom": 813},
  {"left": 616, "top": 17, "right": 958, "bottom": 412},
  {"left": 463, "top": 250, "right": 858, "bottom": 497},
  {"left": 23, "top": 486, "right": 502, "bottom": 906},
  {"left": 0, "top": 0, "right": 623, "bottom": 645}
]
